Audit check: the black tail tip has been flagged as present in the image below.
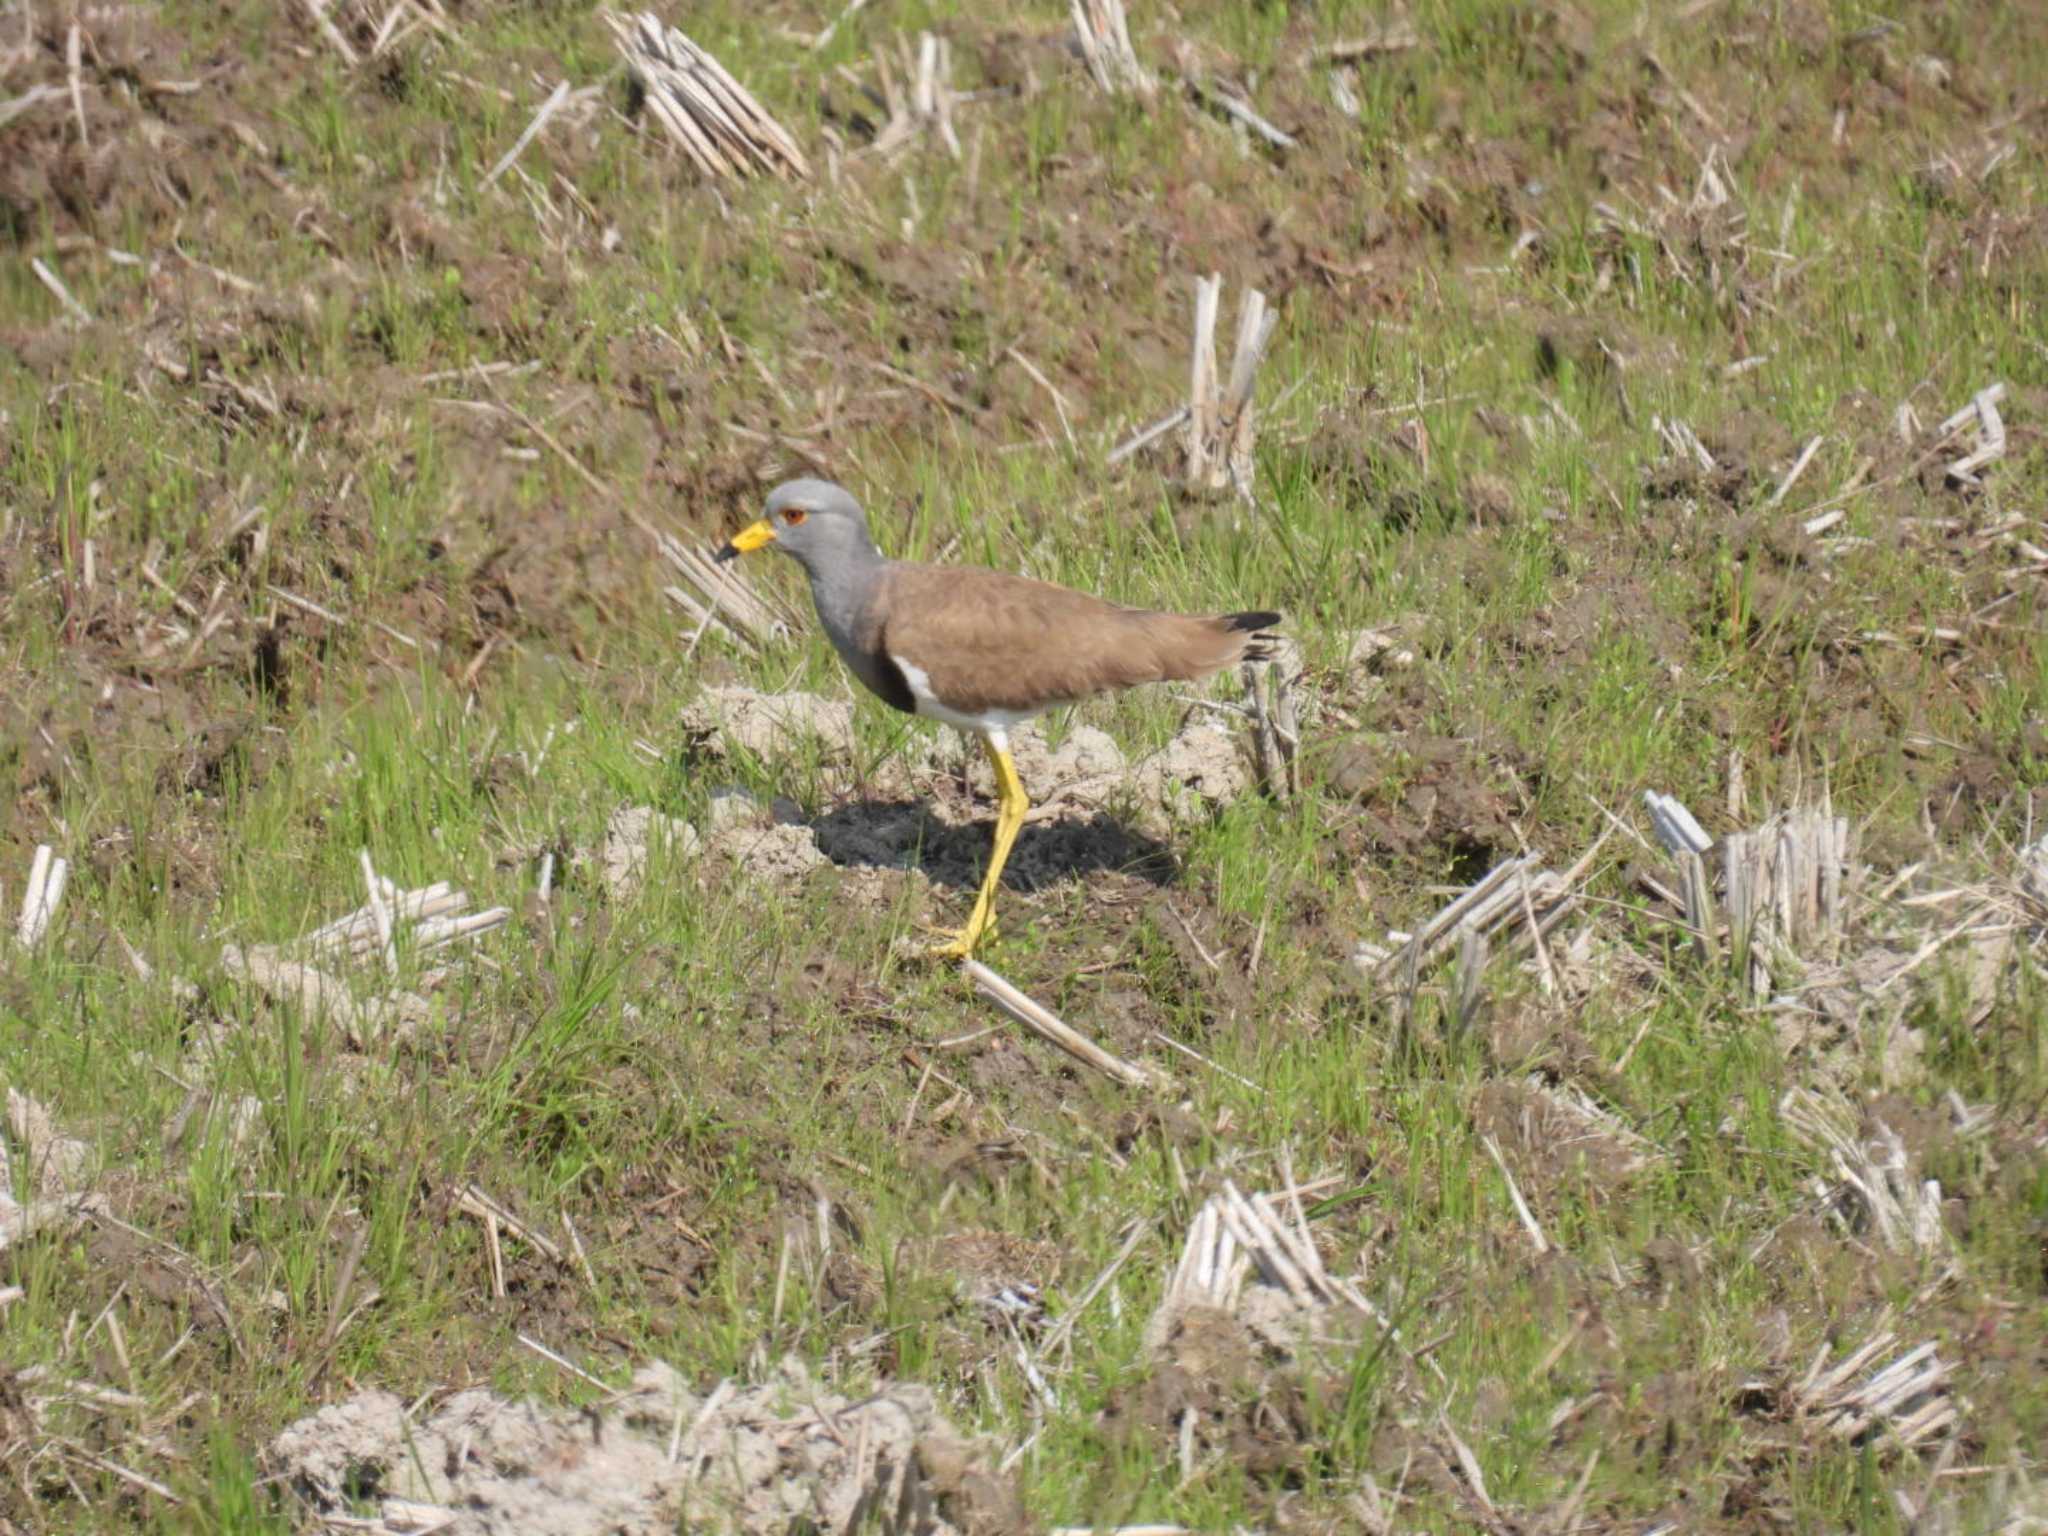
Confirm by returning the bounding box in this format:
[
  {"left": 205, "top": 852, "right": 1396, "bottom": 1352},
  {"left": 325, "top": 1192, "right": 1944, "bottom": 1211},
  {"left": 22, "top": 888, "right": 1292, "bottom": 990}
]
[{"left": 1226, "top": 610, "right": 1283, "bottom": 634}]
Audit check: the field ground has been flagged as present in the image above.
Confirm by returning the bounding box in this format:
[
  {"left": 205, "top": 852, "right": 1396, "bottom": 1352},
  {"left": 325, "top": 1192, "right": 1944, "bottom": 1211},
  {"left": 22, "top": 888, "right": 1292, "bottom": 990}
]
[{"left": 2, "top": 0, "right": 2047, "bottom": 1529}]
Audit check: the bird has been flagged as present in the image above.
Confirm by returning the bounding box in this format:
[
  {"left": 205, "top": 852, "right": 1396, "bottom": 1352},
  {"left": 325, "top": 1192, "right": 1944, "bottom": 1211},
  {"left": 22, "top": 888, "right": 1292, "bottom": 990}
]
[{"left": 715, "top": 478, "right": 1281, "bottom": 959}]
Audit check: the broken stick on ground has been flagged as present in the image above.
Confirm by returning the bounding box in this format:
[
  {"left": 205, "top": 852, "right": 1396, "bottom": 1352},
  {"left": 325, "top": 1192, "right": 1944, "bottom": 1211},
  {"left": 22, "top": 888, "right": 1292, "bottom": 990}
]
[{"left": 964, "top": 960, "right": 1163, "bottom": 1090}]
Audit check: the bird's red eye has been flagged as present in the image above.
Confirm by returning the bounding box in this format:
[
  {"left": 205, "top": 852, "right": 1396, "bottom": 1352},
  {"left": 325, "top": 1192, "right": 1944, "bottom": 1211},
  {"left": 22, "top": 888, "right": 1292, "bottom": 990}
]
[{"left": 784, "top": 509, "right": 807, "bottom": 525}]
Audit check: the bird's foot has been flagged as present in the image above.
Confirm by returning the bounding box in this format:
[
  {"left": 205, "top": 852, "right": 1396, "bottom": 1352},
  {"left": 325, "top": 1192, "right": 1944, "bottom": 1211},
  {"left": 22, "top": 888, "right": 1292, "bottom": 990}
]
[{"left": 914, "top": 914, "right": 994, "bottom": 961}]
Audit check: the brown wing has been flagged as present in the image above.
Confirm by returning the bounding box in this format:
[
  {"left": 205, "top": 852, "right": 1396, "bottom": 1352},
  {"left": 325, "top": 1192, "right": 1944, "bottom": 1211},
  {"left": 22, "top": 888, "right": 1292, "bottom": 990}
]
[{"left": 876, "top": 563, "right": 1263, "bottom": 715}]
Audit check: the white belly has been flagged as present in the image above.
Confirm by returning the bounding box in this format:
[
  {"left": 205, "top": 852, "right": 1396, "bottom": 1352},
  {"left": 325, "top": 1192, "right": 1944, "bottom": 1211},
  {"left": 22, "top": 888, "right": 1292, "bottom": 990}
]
[{"left": 890, "top": 652, "right": 1043, "bottom": 750}]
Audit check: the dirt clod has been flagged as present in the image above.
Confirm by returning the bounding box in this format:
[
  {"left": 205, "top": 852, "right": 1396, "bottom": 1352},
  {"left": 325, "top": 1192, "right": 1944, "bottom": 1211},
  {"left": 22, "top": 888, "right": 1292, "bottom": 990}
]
[
  {"left": 682, "top": 687, "right": 856, "bottom": 763},
  {"left": 600, "top": 805, "right": 702, "bottom": 899},
  {"left": 711, "top": 819, "right": 831, "bottom": 881},
  {"left": 1131, "top": 720, "right": 1258, "bottom": 827},
  {"left": 964, "top": 722, "right": 1127, "bottom": 800}
]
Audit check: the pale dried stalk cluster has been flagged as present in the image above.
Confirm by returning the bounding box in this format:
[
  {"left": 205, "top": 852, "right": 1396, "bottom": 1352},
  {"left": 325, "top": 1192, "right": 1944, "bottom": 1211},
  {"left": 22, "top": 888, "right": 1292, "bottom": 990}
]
[
  {"left": 1185, "top": 275, "right": 1277, "bottom": 497},
  {"left": 1356, "top": 842, "right": 1604, "bottom": 1036},
  {"left": 295, "top": 0, "right": 453, "bottom": 67},
  {"left": 1150, "top": 1179, "right": 1377, "bottom": 1334},
  {"left": 632, "top": 509, "right": 796, "bottom": 654},
  {"left": 605, "top": 9, "right": 809, "bottom": 183},
  {"left": 1748, "top": 1311, "right": 1959, "bottom": 1452},
  {"left": 0, "top": 1089, "right": 103, "bottom": 1254},
  {"left": 1938, "top": 381, "right": 2007, "bottom": 485},
  {"left": 1781, "top": 1089, "right": 1950, "bottom": 1258},
  {"left": 1242, "top": 653, "right": 1299, "bottom": 801},
  {"left": 12, "top": 844, "right": 69, "bottom": 950},
  {"left": 1108, "top": 276, "right": 1279, "bottom": 501},
  {"left": 857, "top": 30, "right": 963, "bottom": 162},
  {"left": 223, "top": 852, "right": 509, "bottom": 1048},
  {"left": 1646, "top": 791, "right": 1851, "bottom": 997},
  {"left": 1070, "top": 0, "right": 1153, "bottom": 99}
]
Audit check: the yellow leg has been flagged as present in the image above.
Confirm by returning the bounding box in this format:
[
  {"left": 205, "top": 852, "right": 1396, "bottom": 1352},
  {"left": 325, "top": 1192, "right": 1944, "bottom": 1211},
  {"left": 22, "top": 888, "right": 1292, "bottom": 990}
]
[{"left": 930, "top": 736, "right": 1028, "bottom": 960}]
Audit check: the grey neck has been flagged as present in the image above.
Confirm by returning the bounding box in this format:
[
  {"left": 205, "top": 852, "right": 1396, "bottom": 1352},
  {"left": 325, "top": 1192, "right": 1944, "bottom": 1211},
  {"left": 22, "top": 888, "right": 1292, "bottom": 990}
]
[{"left": 798, "top": 528, "right": 888, "bottom": 639}]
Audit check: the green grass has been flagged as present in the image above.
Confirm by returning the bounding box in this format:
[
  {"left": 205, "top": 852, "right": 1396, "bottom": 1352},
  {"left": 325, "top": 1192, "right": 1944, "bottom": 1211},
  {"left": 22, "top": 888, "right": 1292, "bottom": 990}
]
[{"left": 2, "top": 0, "right": 2047, "bottom": 1528}]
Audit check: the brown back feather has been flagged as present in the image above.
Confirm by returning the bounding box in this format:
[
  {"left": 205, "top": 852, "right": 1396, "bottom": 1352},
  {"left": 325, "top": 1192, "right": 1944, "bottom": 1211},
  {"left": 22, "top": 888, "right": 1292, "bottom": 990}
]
[{"left": 872, "top": 564, "right": 1269, "bottom": 715}]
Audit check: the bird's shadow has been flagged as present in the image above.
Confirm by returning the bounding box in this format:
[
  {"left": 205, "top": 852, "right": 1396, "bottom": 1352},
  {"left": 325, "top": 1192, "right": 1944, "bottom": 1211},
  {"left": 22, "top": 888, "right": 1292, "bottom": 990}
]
[{"left": 807, "top": 798, "right": 1177, "bottom": 893}]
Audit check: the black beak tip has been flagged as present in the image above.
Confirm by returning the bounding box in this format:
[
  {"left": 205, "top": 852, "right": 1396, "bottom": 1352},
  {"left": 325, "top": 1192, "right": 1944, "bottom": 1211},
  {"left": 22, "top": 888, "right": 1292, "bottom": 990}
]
[{"left": 712, "top": 542, "right": 739, "bottom": 565}]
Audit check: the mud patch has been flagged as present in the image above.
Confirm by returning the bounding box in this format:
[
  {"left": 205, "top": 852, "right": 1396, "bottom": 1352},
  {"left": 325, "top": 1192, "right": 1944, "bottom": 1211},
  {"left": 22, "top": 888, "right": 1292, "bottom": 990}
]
[
  {"left": 1315, "top": 731, "right": 1521, "bottom": 868},
  {"left": 811, "top": 800, "right": 1172, "bottom": 896},
  {"left": 266, "top": 1357, "right": 1023, "bottom": 1536},
  {"left": 913, "top": 1228, "right": 1065, "bottom": 1311},
  {"left": 704, "top": 810, "right": 832, "bottom": 883},
  {"left": 1108, "top": 1303, "right": 1320, "bottom": 1485},
  {"left": 723, "top": 821, "right": 834, "bottom": 881},
  {"left": 1106, "top": 1186, "right": 1385, "bottom": 1489},
  {"left": 592, "top": 797, "right": 829, "bottom": 896}
]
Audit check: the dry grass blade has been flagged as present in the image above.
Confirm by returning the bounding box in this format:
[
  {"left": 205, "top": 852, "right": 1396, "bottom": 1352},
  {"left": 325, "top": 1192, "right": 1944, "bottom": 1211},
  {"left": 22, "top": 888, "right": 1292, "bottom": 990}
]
[
  {"left": 810, "top": 0, "right": 869, "bottom": 52},
  {"left": 1309, "top": 19, "right": 1423, "bottom": 65},
  {"left": 1652, "top": 414, "right": 1716, "bottom": 472},
  {"left": 1766, "top": 434, "right": 1826, "bottom": 509},
  {"left": 29, "top": 255, "right": 91, "bottom": 324},
  {"left": 1035, "top": 1220, "right": 1150, "bottom": 1362},
  {"left": 455, "top": 1184, "right": 565, "bottom": 1266},
  {"left": 0, "top": 84, "right": 65, "bottom": 132},
  {"left": 1481, "top": 1134, "right": 1551, "bottom": 1255},
  {"left": 296, "top": 0, "right": 361, "bottom": 66},
  {"left": 1107, "top": 404, "right": 1190, "bottom": 465},
  {"left": 1187, "top": 77, "right": 1296, "bottom": 148},
  {"left": 1438, "top": 1413, "right": 1496, "bottom": 1515},
  {"left": 606, "top": 10, "right": 809, "bottom": 182},
  {"left": 285, "top": 0, "right": 453, "bottom": 66},
  {"left": 481, "top": 79, "right": 572, "bottom": 190}
]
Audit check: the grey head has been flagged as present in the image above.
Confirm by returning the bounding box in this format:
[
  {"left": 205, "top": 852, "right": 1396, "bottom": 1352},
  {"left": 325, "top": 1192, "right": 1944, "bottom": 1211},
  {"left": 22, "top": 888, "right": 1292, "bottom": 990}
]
[{"left": 714, "top": 478, "right": 882, "bottom": 575}]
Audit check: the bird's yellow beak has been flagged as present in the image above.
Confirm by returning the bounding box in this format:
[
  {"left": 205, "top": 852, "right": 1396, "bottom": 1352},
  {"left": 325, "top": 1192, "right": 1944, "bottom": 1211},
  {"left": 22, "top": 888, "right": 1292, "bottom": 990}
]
[{"left": 714, "top": 518, "right": 777, "bottom": 563}]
